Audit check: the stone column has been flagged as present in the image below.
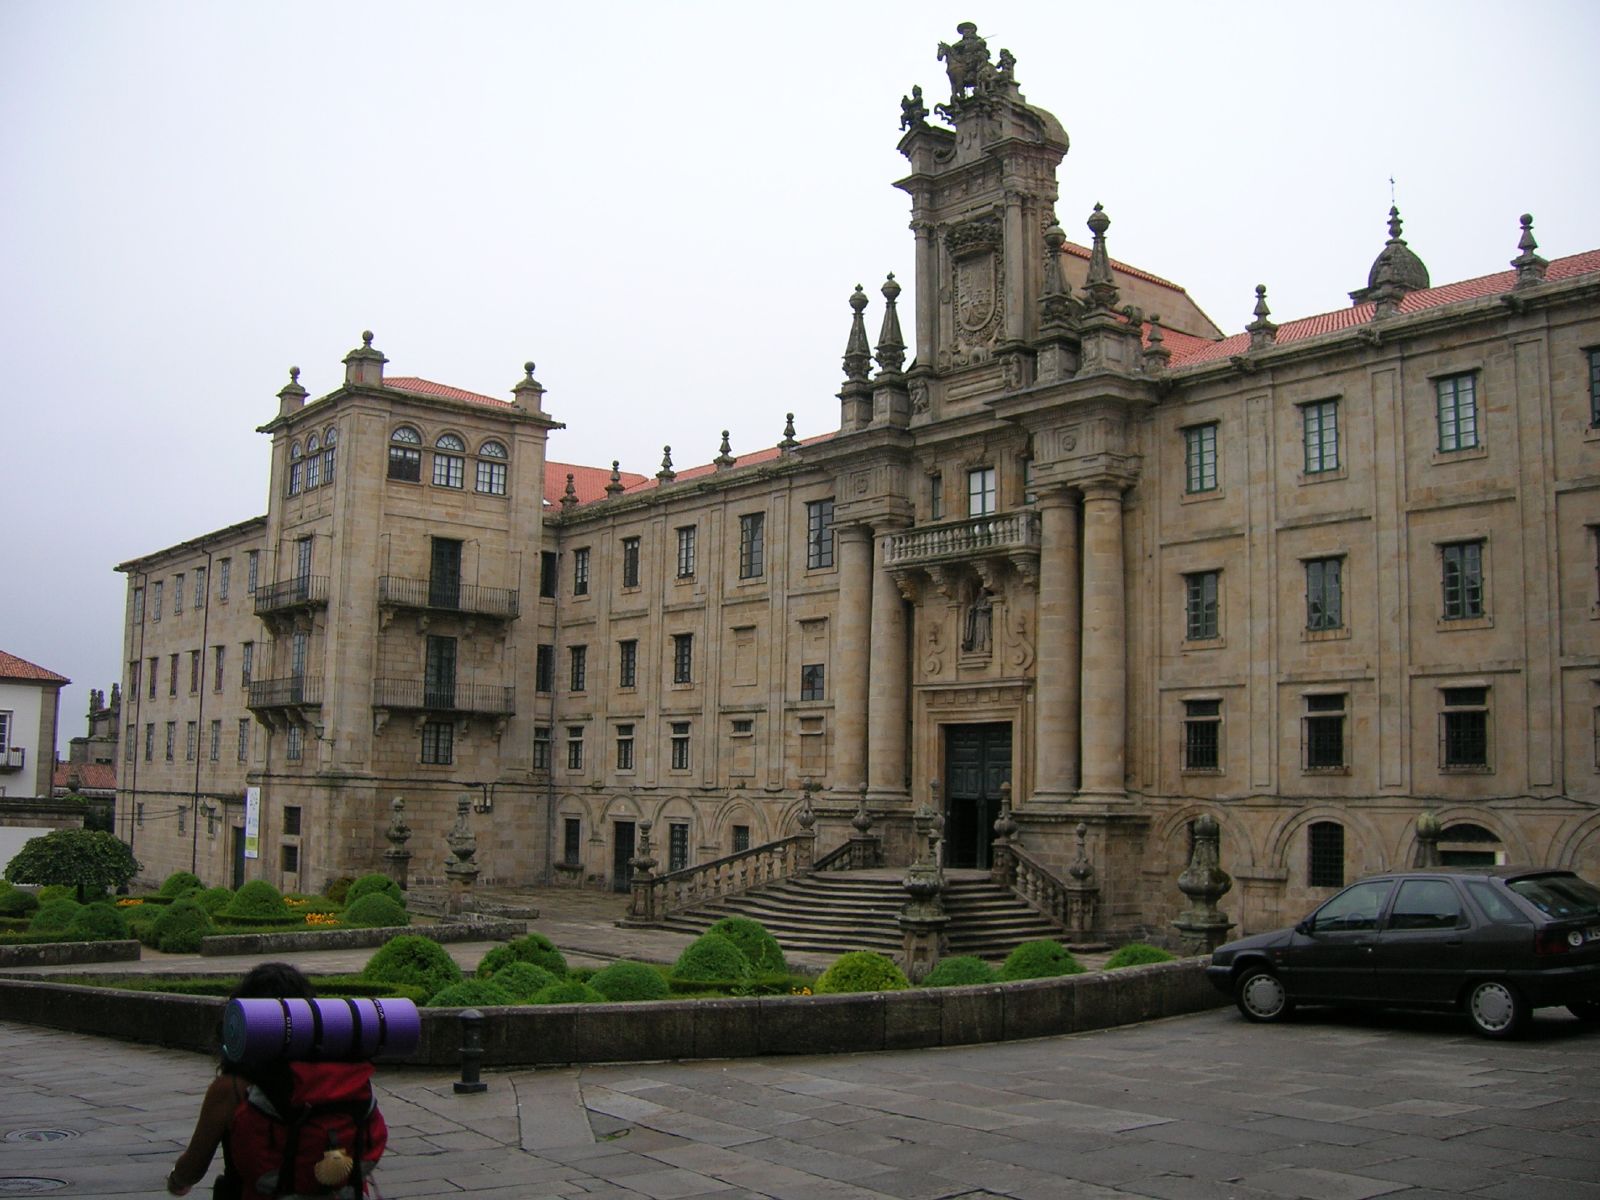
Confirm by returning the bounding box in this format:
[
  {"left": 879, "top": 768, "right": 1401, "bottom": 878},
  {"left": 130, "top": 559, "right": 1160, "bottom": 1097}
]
[
  {"left": 867, "top": 529, "right": 908, "bottom": 800},
  {"left": 1031, "top": 489, "right": 1080, "bottom": 804},
  {"left": 834, "top": 525, "right": 873, "bottom": 795},
  {"left": 1078, "top": 480, "right": 1127, "bottom": 800}
]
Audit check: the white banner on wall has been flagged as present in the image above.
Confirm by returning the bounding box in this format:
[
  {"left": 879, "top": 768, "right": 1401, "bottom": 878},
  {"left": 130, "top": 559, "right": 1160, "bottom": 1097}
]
[{"left": 244, "top": 787, "right": 260, "bottom": 859}]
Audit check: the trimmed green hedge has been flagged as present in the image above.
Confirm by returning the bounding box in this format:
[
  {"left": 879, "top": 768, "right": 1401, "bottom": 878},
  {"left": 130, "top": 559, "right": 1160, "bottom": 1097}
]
[
  {"left": 1104, "top": 942, "right": 1176, "bottom": 969},
  {"left": 589, "top": 960, "right": 671, "bottom": 1002},
  {"left": 363, "top": 934, "right": 462, "bottom": 999},
  {"left": 345, "top": 874, "right": 404, "bottom": 907},
  {"left": 997, "top": 940, "right": 1085, "bottom": 981},
  {"left": 475, "top": 933, "right": 566, "bottom": 979},
  {"left": 342, "top": 894, "right": 410, "bottom": 929},
  {"left": 922, "top": 956, "right": 997, "bottom": 987},
  {"left": 814, "top": 951, "right": 908, "bottom": 994},
  {"left": 672, "top": 934, "right": 750, "bottom": 983},
  {"left": 705, "top": 917, "right": 786, "bottom": 974},
  {"left": 428, "top": 978, "right": 514, "bottom": 1007},
  {"left": 153, "top": 899, "right": 215, "bottom": 953}
]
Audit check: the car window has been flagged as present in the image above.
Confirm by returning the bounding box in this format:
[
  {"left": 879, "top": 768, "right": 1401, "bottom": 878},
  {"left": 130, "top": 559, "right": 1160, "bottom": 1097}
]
[
  {"left": 1388, "top": 879, "right": 1463, "bottom": 931},
  {"left": 1309, "top": 879, "right": 1391, "bottom": 932},
  {"left": 1509, "top": 875, "right": 1600, "bottom": 920},
  {"left": 1465, "top": 881, "right": 1531, "bottom": 925}
]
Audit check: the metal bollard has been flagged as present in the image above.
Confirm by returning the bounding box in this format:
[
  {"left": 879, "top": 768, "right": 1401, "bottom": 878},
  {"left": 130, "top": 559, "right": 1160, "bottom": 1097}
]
[{"left": 453, "top": 1008, "right": 488, "bottom": 1094}]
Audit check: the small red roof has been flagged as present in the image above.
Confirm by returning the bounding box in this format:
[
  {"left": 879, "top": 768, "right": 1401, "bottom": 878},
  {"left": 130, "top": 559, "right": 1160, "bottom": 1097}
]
[
  {"left": 544, "top": 461, "right": 651, "bottom": 507},
  {"left": 0, "top": 651, "right": 69, "bottom": 685},
  {"left": 385, "top": 376, "right": 512, "bottom": 409},
  {"left": 52, "top": 762, "right": 116, "bottom": 793}
]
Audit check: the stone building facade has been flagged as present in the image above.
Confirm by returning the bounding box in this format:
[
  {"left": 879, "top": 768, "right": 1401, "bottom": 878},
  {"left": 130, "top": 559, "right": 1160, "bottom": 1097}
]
[{"left": 115, "top": 25, "right": 1600, "bottom": 937}]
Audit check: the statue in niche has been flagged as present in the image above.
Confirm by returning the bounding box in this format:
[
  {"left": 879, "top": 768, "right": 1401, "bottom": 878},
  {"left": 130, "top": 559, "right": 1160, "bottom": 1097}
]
[
  {"left": 900, "top": 85, "right": 929, "bottom": 131},
  {"left": 961, "top": 587, "right": 993, "bottom": 653}
]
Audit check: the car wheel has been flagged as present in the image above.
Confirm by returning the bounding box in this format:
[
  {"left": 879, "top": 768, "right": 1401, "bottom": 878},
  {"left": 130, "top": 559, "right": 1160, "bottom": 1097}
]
[
  {"left": 1567, "top": 1000, "right": 1600, "bottom": 1023},
  {"left": 1235, "top": 966, "right": 1294, "bottom": 1023},
  {"left": 1465, "top": 980, "right": 1528, "bottom": 1039}
]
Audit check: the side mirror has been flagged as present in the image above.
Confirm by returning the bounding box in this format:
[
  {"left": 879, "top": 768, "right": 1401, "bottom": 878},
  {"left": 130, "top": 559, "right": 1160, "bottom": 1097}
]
[{"left": 1295, "top": 919, "right": 1314, "bottom": 937}]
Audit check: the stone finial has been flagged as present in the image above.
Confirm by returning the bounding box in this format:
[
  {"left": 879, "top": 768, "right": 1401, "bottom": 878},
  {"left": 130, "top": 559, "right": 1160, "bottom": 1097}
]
[
  {"left": 1142, "top": 313, "right": 1171, "bottom": 371},
  {"left": 874, "top": 274, "right": 906, "bottom": 375},
  {"left": 1038, "top": 219, "right": 1075, "bottom": 327},
  {"left": 779, "top": 413, "right": 800, "bottom": 455},
  {"left": 842, "top": 285, "right": 872, "bottom": 381},
  {"left": 1351, "top": 204, "right": 1430, "bottom": 304},
  {"left": 559, "top": 473, "right": 578, "bottom": 509},
  {"left": 276, "top": 365, "right": 308, "bottom": 417},
  {"left": 342, "top": 330, "right": 387, "bottom": 387},
  {"left": 109, "top": 682, "right": 121, "bottom": 707},
  {"left": 656, "top": 445, "right": 676, "bottom": 483},
  {"left": 851, "top": 782, "right": 874, "bottom": 834},
  {"left": 1511, "top": 213, "right": 1549, "bottom": 288},
  {"left": 1083, "top": 204, "right": 1120, "bottom": 311},
  {"left": 511, "top": 361, "right": 545, "bottom": 412},
  {"left": 604, "top": 460, "right": 624, "bottom": 497},
  {"left": 1246, "top": 284, "right": 1278, "bottom": 349},
  {"left": 1414, "top": 811, "right": 1443, "bottom": 867},
  {"left": 796, "top": 780, "right": 818, "bottom": 832},
  {"left": 713, "top": 431, "right": 735, "bottom": 470},
  {"left": 1068, "top": 822, "right": 1096, "bottom": 884},
  {"left": 1173, "top": 814, "right": 1235, "bottom": 953}
]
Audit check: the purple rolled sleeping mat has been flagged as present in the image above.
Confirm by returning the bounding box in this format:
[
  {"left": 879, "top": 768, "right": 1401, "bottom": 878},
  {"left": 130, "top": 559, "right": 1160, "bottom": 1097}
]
[{"left": 222, "top": 997, "right": 421, "bottom": 1066}]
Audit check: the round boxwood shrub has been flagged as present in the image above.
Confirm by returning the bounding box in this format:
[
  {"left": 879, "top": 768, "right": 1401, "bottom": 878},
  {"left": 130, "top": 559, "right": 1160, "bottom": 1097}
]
[
  {"left": 531, "top": 980, "right": 605, "bottom": 1005},
  {"left": 221, "top": 879, "right": 291, "bottom": 921},
  {"left": 589, "top": 960, "right": 671, "bottom": 1002},
  {"left": 706, "top": 916, "right": 787, "bottom": 974},
  {"left": 475, "top": 932, "right": 567, "bottom": 979},
  {"left": 153, "top": 898, "right": 215, "bottom": 953},
  {"left": 0, "top": 885, "right": 39, "bottom": 918},
  {"left": 1104, "top": 942, "right": 1177, "bottom": 970},
  {"left": 362, "top": 934, "right": 462, "bottom": 999},
  {"left": 196, "top": 886, "right": 234, "bottom": 916},
  {"left": 921, "top": 955, "right": 997, "bottom": 988},
  {"left": 341, "top": 893, "right": 410, "bottom": 929},
  {"left": 490, "top": 961, "right": 559, "bottom": 1002},
  {"left": 427, "top": 978, "right": 514, "bottom": 1008},
  {"left": 158, "top": 871, "right": 204, "bottom": 899},
  {"left": 345, "top": 873, "right": 403, "bottom": 908},
  {"left": 65, "top": 901, "right": 129, "bottom": 941},
  {"left": 671, "top": 933, "right": 751, "bottom": 983},
  {"left": 997, "top": 939, "right": 1085, "bottom": 981},
  {"left": 814, "top": 951, "right": 909, "bottom": 994},
  {"left": 29, "top": 898, "right": 83, "bottom": 934}
]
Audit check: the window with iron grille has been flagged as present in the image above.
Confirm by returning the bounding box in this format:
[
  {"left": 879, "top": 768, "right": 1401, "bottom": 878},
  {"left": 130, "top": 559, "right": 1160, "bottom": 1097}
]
[
  {"left": 967, "top": 466, "right": 996, "bottom": 516},
  {"left": 282, "top": 843, "right": 299, "bottom": 874},
  {"left": 1185, "top": 571, "right": 1220, "bottom": 640},
  {"left": 615, "top": 723, "right": 634, "bottom": 771},
  {"left": 153, "top": 580, "right": 164, "bottom": 621},
  {"left": 1303, "top": 400, "right": 1339, "bottom": 474},
  {"left": 676, "top": 526, "right": 697, "bottom": 578},
  {"left": 242, "top": 642, "right": 253, "bottom": 687},
  {"left": 670, "top": 722, "right": 691, "bottom": 770},
  {"left": 283, "top": 805, "right": 301, "bottom": 836},
  {"left": 149, "top": 656, "right": 158, "bottom": 699},
  {"left": 1441, "top": 686, "right": 1489, "bottom": 769},
  {"left": 144, "top": 723, "right": 154, "bottom": 762},
  {"left": 246, "top": 551, "right": 259, "bottom": 595},
  {"left": 218, "top": 559, "right": 230, "bottom": 600},
  {"left": 800, "top": 663, "right": 825, "bottom": 701},
  {"left": 209, "top": 720, "right": 221, "bottom": 763},
  {"left": 566, "top": 726, "right": 584, "bottom": 771},
  {"left": 286, "top": 725, "right": 303, "bottom": 762},
  {"left": 194, "top": 568, "right": 206, "bottom": 609},
  {"left": 807, "top": 499, "right": 835, "bottom": 568},
  {"left": 189, "top": 649, "right": 200, "bottom": 694},
  {"left": 421, "top": 721, "right": 453, "bottom": 765},
  {"left": 185, "top": 721, "right": 196, "bottom": 762},
  {"left": 739, "top": 513, "right": 765, "bottom": 579},
  {"left": 569, "top": 645, "right": 587, "bottom": 692},
  {"left": 133, "top": 586, "right": 145, "bottom": 624},
  {"left": 1307, "top": 821, "right": 1345, "bottom": 888},
  {"left": 536, "top": 644, "right": 553, "bottom": 693},
  {"left": 668, "top": 822, "right": 689, "bottom": 873},
  {"left": 618, "top": 639, "right": 638, "bottom": 688},
  {"left": 621, "top": 537, "right": 640, "bottom": 588},
  {"left": 573, "top": 547, "right": 590, "bottom": 596},
  {"left": 673, "top": 633, "right": 693, "bottom": 684},
  {"left": 174, "top": 573, "right": 184, "bottom": 614},
  {"left": 1441, "top": 541, "right": 1484, "bottom": 619},
  {"left": 563, "top": 817, "right": 581, "bottom": 865},
  {"left": 388, "top": 426, "right": 422, "bottom": 481},
  {"left": 165, "top": 721, "right": 176, "bottom": 761},
  {"left": 213, "top": 645, "right": 225, "bottom": 691},
  {"left": 432, "top": 434, "right": 466, "bottom": 488},
  {"left": 731, "top": 718, "right": 754, "bottom": 735},
  {"left": 732, "top": 825, "right": 750, "bottom": 853},
  {"left": 1436, "top": 373, "right": 1479, "bottom": 451},
  {"left": 1305, "top": 557, "right": 1343, "bottom": 631},
  {"left": 1184, "top": 423, "right": 1218, "bottom": 493},
  {"left": 1183, "top": 699, "right": 1221, "bottom": 771},
  {"left": 533, "top": 725, "right": 551, "bottom": 770},
  {"left": 237, "top": 719, "right": 250, "bottom": 763},
  {"left": 1303, "top": 693, "right": 1346, "bottom": 771}
]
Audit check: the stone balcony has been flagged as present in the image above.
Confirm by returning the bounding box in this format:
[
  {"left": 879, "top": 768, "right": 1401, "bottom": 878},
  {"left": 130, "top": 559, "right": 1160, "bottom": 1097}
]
[{"left": 883, "top": 511, "right": 1040, "bottom": 577}]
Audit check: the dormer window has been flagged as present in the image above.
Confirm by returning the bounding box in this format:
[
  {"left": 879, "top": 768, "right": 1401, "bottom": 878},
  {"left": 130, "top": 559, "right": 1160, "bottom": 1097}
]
[
  {"left": 388, "top": 426, "right": 422, "bottom": 481},
  {"left": 433, "top": 433, "right": 465, "bottom": 489}
]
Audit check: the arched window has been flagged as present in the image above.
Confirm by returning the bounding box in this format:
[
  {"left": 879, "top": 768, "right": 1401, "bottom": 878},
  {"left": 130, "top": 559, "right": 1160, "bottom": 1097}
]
[
  {"left": 304, "top": 433, "right": 321, "bottom": 489},
  {"left": 433, "top": 433, "right": 465, "bottom": 489},
  {"left": 388, "top": 426, "right": 422, "bottom": 481},
  {"left": 322, "top": 427, "right": 337, "bottom": 485},
  {"left": 1440, "top": 822, "right": 1503, "bottom": 867},
  {"left": 476, "top": 439, "right": 508, "bottom": 495},
  {"left": 287, "top": 443, "right": 303, "bottom": 495}
]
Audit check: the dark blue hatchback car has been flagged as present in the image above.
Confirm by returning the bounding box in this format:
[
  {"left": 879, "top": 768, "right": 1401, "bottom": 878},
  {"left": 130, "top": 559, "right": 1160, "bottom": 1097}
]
[{"left": 1207, "top": 867, "right": 1600, "bottom": 1038}]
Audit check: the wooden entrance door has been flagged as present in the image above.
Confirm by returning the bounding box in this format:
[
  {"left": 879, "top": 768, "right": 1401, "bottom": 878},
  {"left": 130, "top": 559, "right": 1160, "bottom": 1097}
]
[{"left": 944, "top": 723, "right": 1012, "bottom": 869}]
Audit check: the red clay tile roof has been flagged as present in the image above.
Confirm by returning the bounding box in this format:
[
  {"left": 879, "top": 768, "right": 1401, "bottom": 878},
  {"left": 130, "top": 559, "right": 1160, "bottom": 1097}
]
[
  {"left": 52, "top": 762, "right": 116, "bottom": 793},
  {"left": 1061, "top": 240, "right": 1190, "bottom": 293},
  {"left": 612, "top": 433, "right": 837, "bottom": 499},
  {"left": 545, "top": 461, "right": 651, "bottom": 506},
  {"left": 0, "top": 651, "right": 69, "bottom": 685},
  {"left": 385, "top": 376, "right": 512, "bottom": 409},
  {"left": 1162, "top": 250, "right": 1600, "bottom": 368}
]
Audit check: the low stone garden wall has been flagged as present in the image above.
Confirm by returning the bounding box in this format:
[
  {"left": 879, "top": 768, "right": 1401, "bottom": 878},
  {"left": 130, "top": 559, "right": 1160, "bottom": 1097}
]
[
  {"left": 0, "top": 958, "right": 1227, "bottom": 1065},
  {"left": 199, "top": 918, "right": 527, "bottom": 957},
  {"left": 0, "top": 939, "right": 142, "bottom": 969}
]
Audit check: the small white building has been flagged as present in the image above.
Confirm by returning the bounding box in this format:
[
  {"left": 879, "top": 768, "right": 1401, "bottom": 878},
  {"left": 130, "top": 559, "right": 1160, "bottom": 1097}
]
[{"left": 0, "top": 650, "right": 68, "bottom": 800}]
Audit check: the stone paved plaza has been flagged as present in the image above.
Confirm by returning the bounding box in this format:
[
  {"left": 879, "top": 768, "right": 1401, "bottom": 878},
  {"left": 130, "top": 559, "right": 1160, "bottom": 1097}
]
[{"left": 2, "top": 1005, "right": 1597, "bottom": 1200}]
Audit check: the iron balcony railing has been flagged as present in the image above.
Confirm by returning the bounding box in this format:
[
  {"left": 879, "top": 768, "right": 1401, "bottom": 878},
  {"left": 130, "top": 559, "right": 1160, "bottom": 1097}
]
[
  {"left": 882, "top": 511, "right": 1041, "bottom": 568},
  {"left": 247, "top": 676, "right": 324, "bottom": 709},
  {"left": 372, "top": 678, "right": 515, "bottom": 716},
  {"left": 253, "top": 575, "right": 330, "bottom": 615},
  {"left": 377, "top": 576, "right": 519, "bottom": 620}
]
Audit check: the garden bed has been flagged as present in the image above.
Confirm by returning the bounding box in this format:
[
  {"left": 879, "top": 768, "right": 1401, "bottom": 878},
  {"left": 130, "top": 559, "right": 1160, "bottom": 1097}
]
[{"left": 198, "top": 918, "right": 527, "bottom": 956}]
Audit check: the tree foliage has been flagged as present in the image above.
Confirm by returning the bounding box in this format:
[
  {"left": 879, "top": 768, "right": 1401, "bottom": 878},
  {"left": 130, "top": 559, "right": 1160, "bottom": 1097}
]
[{"left": 2, "top": 829, "right": 140, "bottom": 901}]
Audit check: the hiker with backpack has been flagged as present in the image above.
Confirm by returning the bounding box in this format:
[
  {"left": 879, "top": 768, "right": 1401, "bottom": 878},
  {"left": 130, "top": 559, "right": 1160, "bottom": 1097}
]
[{"left": 165, "top": 962, "right": 387, "bottom": 1198}]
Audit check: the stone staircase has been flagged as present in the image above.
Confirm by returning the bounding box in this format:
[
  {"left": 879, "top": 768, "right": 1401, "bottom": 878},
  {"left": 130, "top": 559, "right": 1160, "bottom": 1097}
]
[{"left": 657, "top": 868, "right": 1067, "bottom": 961}]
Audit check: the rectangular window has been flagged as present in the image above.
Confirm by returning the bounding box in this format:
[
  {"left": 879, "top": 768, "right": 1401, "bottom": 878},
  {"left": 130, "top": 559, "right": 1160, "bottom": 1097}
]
[
  {"left": 169, "top": 653, "right": 178, "bottom": 696},
  {"left": 967, "top": 466, "right": 997, "bottom": 516},
  {"left": 423, "top": 636, "right": 457, "bottom": 709},
  {"left": 218, "top": 558, "right": 230, "bottom": 600},
  {"left": 281, "top": 843, "right": 300, "bottom": 874},
  {"left": 241, "top": 642, "right": 253, "bottom": 687},
  {"left": 193, "top": 568, "right": 206, "bottom": 609},
  {"left": 126, "top": 722, "right": 137, "bottom": 763},
  {"left": 621, "top": 537, "right": 640, "bottom": 588},
  {"left": 1185, "top": 423, "right": 1219, "bottom": 493},
  {"left": 534, "top": 725, "right": 552, "bottom": 770},
  {"left": 129, "top": 659, "right": 141, "bottom": 697},
  {"left": 539, "top": 550, "right": 557, "bottom": 598},
  {"left": 174, "top": 573, "right": 184, "bottom": 614},
  {"left": 536, "top": 644, "right": 554, "bottom": 693},
  {"left": 1183, "top": 699, "right": 1221, "bottom": 771},
  {"left": 1022, "top": 458, "right": 1037, "bottom": 504},
  {"left": 1308, "top": 822, "right": 1345, "bottom": 888},
  {"left": 739, "top": 513, "right": 765, "bottom": 579},
  {"left": 569, "top": 645, "right": 587, "bottom": 692},
  {"left": 1441, "top": 541, "right": 1485, "bottom": 619},
  {"left": 1305, "top": 557, "right": 1343, "bottom": 631},
  {"left": 615, "top": 723, "right": 635, "bottom": 771},
  {"left": 476, "top": 459, "right": 507, "bottom": 495},
  {"left": 676, "top": 526, "right": 697, "bottom": 578},
  {"left": 177, "top": 806, "right": 185, "bottom": 834},
  {"left": 432, "top": 451, "right": 464, "bottom": 489},
  {"left": 1302, "top": 400, "right": 1339, "bottom": 474},
  {"left": 673, "top": 633, "right": 693, "bottom": 684},
  {"left": 800, "top": 663, "right": 825, "bottom": 701},
  {"left": 290, "top": 631, "right": 308, "bottom": 679},
  {"left": 618, "top": 639, "right": 638, "bottom": 689},
  {"left": 1441, "top": 686, "right": 1490, "bottom": 769},
  {"left": 1303, "top": 693, "right": 1346, "bottom": 770},
  {"left": 930, "top": 474, "right": 943, "bottom": 520},
  {"left": 294, "top": 537, "right": 313, "bottom": 583},
  {"left": 807, "top": 499, "right": 835, "bottom": 569},
  {"left": 149, "top": 656, "right": 158, "bottom": 700},
  {"left": 132, "top": 586, "right": 145, "bottom": 624},
  {"left": 731, "top": 718, "right": 754, "bottom": 735},
  {"left": 566, "top": 726, "right": 584, "bottom": 771},
  {"left": 421, "top": 721, "right": 453, "bottom": 765},
  {"left": 1185, "top": 571, "right": 1220, "bottom": 641},
  {"left": 670, "top": 721, "right": 691, "bottom": 770},
  {"left": 165, "top": 721, "right": 176, "bottom": 762},
  {"left": 563, "top": 817, "right": 582, "bottom": 865},
  {"left": 1436, "top": 373, "right": 1479, "bottom": 451},
  {"left": 209, "top": 720, "right": 221, "bottom": 763},
  {"left": 668, "top": 822, "right": 689, "bottom": 873},
  {"left": 732, "top": 825, "right": 750, "bottom": 854},
  {"left": 246, "top": 551, "right": 259, "bottom": 595},
  {"left": 237, "top": 718, "right": 250, "bottom": 763},
  {"left": 189, "top": 650, "right": 201, "bottom": 694},
  {"left": 572, "top": 547, "right": 590, "bottom": 596},
  {"left": 1589, "top": 348, "right": 1600, "bottom": 427},
  {"left": 213, "top": 645, "right": 225, "bottom": 691},
  {"left": 153, "top": 580, "right": 163, "bottom": 621},
  {"left": 185, "top": 721, "right": 197, "bottom": 762},
  {"left": 144, "top": 722, "right": 154, "bottom": 762},
  {"left": 285, "top": 725, "right": 303, "bottom": 762}
]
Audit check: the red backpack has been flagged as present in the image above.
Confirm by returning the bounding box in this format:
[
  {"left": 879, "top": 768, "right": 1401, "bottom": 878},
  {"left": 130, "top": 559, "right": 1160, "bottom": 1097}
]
[{"left": 225, "top": 1061, "right": 387, "bottom": 1197}]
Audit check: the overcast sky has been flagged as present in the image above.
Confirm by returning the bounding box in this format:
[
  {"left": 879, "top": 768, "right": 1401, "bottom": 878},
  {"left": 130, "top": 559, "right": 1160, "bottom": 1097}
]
[{"left": 3, "top": 0, "right": 1597, "bottom": 756}]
